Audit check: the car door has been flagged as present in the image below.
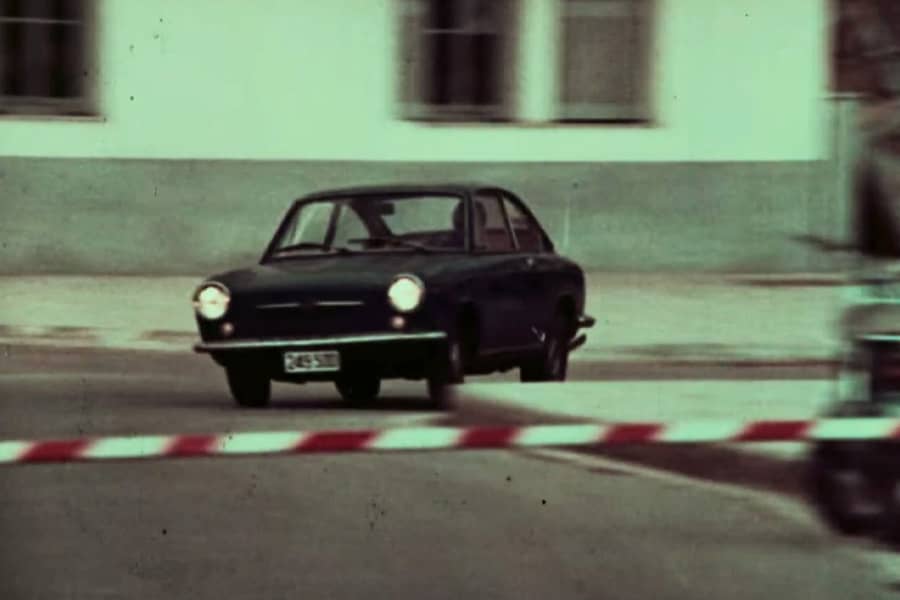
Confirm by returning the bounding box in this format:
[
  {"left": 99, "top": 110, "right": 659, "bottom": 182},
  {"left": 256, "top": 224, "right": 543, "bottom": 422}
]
[
  {"left": 470, "top": 190, "right": 533, "bottom": 352},
  {"left": 500, "top": 191, "right": 555, "bottom": 344}
]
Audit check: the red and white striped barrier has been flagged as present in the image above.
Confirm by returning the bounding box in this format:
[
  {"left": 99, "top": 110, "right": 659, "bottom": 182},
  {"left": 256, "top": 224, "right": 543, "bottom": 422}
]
[{"left": 2, "top": 419, "right": 900, "bottom": 466}]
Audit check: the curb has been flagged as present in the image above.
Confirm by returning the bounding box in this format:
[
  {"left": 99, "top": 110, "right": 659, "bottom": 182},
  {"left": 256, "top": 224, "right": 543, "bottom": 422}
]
[
  {"left": 0, "top": 327, "right": 196, "bottom": 353},
  {"left": 446, "top": 389, "right": 811, "bottom": 499},
  {"left": 724, "top": 273, "right": 848, "bottom": 288},
  {"left": 0, "top": 337, "right": 838, "bottom": 374},
  {"left": 0, "top": 329, "right": 838, "bottom": 374}
]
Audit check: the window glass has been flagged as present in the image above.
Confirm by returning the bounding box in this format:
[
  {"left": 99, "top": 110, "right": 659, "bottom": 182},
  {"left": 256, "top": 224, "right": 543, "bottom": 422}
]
[
  {"left": 473, "top": 192, "right": 513, "bottom": 251},
  {"left": 503, "top": 197, "right": 544, "bottom": 252},
  {"left": 332, "top": 206, "right": 369, "bottom": 247},
  {"left": 286, "top": 201, "right": 333, "bottom": 246},
  {"left": 271, "top": 194, "right": 466, "bottom": 256},
  {"left": 398, "top": 0, "right": 514, "bottom": 121},
  {"left": 0, "top": 0, "right": 96, "bottom": 116},
  {"left": 559, "top": 0, "right": 652, "bottom": 121}
]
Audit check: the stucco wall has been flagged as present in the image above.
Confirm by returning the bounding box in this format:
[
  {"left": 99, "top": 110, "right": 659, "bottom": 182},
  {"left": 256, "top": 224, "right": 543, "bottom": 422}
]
[
  {"left": 0, "top": 0, "right": 828, "bottom": 162},
  {"left": 0, "top": 158, "right": 833, "bottom": 275}
]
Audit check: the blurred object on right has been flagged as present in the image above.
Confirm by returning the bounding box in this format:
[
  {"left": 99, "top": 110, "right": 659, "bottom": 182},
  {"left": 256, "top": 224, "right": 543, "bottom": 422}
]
[{"left": 809, "top": 0, "right": 900, "bottom": 548}]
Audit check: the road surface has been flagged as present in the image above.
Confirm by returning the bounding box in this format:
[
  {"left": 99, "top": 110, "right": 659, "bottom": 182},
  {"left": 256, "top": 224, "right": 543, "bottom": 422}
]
[{"left": 0, "top": 346, "right": 891, "bottom": 599}]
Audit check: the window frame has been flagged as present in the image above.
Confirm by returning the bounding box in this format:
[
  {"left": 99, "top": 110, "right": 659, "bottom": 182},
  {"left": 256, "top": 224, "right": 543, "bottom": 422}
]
[
  {"left": 556, "top": 0, "right": 655, "bottom": 123},
  {"left": 471, "top": 188, "right": 519, "bottom": 254},
  {"left": 262, "top": 192, "right": 471, "bottom": 262},
  {"left": 396, "top": 0, "right": 518, "bottom": 123},
  {"left": 500, "top": 191, "right": 549, "bottom": 254},
  {"left": 0, "top": 0, "right": 100, "bottom": 118},
  {"left": 396, "top": 0, "right": 655, "bottom": 125}
]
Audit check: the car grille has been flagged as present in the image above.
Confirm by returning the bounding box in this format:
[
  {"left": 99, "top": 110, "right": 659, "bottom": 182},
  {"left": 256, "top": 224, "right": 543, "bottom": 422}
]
[{"left": 241, "top": 300, "right": 388, "bottom": 339}]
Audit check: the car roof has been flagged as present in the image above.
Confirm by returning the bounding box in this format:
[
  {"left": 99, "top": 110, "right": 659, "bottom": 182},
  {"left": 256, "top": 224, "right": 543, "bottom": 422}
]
[{"left": 299, "top": 183, "right": 510, "bottom": 201}]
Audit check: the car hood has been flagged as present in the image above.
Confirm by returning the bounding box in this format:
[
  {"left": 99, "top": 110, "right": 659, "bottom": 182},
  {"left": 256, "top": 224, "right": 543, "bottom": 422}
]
[{"left": 205, "top": 253, "right": 465, "bottom": 297}]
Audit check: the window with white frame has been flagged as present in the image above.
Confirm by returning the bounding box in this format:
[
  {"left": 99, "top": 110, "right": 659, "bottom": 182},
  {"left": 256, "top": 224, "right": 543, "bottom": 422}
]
[
  {"left": 397, "top": 0, "right": 653, "bottom": 123},
  {"left": 0, "top": 0, "right": 97, "bottom": 116},
  {"left": 397, "top": 0, "right": 517, "bottom": 121},
  {"left": 559, "top": 0, "right": 653, "bottom": 121}
]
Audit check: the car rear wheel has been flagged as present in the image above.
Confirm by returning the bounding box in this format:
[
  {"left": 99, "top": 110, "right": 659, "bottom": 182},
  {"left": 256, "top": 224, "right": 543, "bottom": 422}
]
[
  {"left": 335, "top": 375, "right": 381, "bottom": 406},
  {"left": 808, "top": 446, "right": 882, "bottom": 535},
  {"left": 521, "top": 313, "right": 569, "bottom": 383},
  {"left": 427, "top": 335, "right": 464, "bottom": 409},
  {"left": 226, "top": 365, "right": 271, "bottom": 408},
  {"left": 878, "top": 478, "right": 900, "bottom": 546}
]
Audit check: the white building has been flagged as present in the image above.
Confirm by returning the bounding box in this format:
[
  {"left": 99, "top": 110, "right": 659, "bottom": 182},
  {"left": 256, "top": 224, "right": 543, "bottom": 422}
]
[{"left": 0, "top": 0, "right": 836, "bottom": 274}]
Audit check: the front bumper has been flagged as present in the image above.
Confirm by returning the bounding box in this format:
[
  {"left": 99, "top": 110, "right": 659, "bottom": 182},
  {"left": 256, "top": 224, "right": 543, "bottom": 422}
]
[
  {"left": 194, "top": 331, "right": 446, "bottom": 353},
  {"left": 194, "top": 331, "right": 448, "bottom": 380}
]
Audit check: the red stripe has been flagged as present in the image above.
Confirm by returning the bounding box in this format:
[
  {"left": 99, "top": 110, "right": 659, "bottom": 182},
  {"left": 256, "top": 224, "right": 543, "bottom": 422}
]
[
  {"left": 166, "top": 435, "right": 218, "bottom": 457},
  {"left": 603, "top": 423, "right": 664, "bottom": 444},
  {"left": 296, "top": 431, "right": 378, "bottom": 453},
  {"left": 459, "top": 426, "right": 518, "bottom": 448},
  {"left": 734, "top": 420, "right": 811, "bottom": 442},
  {"left": 21, "top": 439, "right": 92, "bottom": 463}
]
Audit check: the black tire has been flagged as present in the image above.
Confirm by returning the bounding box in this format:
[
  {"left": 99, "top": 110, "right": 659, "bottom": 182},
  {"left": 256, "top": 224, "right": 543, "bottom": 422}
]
[
  {"left": 808, "top": 445, "right": 881, "bottom": 535},
  {"left": 427, "top": 335, "right": 464, "bottom": 409},
  {"left": 335, "top": 375, "right": 381, "bottom": 406},
  {"left": 520, "top": 313, "right": 570, "bottom": 382},
  {"left": 878, "top": 478, "right": 900, "bottom": 546},
  {"left": 226, "top": 366, "right": 271, "bottom": 408}
]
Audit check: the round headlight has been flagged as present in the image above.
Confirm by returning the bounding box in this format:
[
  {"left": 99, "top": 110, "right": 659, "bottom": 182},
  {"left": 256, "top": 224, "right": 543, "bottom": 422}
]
[
  {"left": 387, "top": 275, "right": 424, "bottom": 313},
  {"left": 193, "top": 283, "right": 230, "bottom": 320}
]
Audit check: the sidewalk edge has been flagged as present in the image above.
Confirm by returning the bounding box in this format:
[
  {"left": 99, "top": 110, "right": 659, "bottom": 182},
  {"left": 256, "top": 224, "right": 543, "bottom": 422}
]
[{"left": 447, "top": 389, "right": 812, "bottom": 499}]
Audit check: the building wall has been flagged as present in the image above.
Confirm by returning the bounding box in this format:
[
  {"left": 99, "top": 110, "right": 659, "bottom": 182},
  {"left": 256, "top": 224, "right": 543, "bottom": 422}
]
[
  {"left": 0, "top": 157, "right": 831, "bottom": 275},
  {"left": 0, "top": 1, "right": 837, "bottom": 274},
  {"left": 0, "top": 0, "right": 828, "bottom": 162}
]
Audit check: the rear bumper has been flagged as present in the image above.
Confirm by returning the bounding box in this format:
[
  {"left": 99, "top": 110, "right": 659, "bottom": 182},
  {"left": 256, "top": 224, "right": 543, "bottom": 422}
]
[
  {"left": 569, "top": 314, "right": 596, "bottom": 352},
  {"left": 577, "top": 314, "right": 596, "bottom": 330}
]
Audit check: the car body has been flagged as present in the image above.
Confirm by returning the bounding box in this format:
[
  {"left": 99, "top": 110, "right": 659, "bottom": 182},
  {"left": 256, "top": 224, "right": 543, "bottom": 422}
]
[
  {"left": 805, "top": 148, "right": 900, "bottom": 544},
  {"left": 192, "top": 183, "right": 595, "bottom": 407},
  {"left": 808, "top": 259, "right": 900, "bottom": 544}
]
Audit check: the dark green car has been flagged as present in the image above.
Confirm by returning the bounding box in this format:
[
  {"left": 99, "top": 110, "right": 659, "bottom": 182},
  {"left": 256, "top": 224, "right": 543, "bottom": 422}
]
[{"left": 192, "top": 184, "right": 595, "bottom": 408}]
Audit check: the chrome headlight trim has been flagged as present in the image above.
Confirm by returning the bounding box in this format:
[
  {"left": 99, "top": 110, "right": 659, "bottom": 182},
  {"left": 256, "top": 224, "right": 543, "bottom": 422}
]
[
  {"left": 387, "top": 274, "right": 425, "bottom": 313},
  {"left": 192, "top": 281, "right": 231, "bottom": 320}
]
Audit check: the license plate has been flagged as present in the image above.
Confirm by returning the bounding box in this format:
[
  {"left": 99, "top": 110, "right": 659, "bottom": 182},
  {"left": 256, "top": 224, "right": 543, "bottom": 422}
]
[{"left": 283, "top": 350, "right": 340, "bottom": 373}]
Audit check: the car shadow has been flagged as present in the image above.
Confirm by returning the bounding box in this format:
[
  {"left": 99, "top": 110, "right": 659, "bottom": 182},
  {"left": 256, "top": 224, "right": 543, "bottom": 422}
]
[{"left": 265, "top": 395, "right": 441, "bottom": 412}]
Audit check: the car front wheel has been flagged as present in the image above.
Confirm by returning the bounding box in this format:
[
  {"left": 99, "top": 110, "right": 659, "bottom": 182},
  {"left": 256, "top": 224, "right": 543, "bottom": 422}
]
[
  {"left": 427, "top": 336, "right": 464, "bottom": 409},
  {"left": 226, "top": 365, "right": 271, "bottom": 408},
  {"left": 521, "top": 313, "right": 569, "bottom": 382},
  {"left": 335, "top": 375, "right": 381, "bottom": 406}
]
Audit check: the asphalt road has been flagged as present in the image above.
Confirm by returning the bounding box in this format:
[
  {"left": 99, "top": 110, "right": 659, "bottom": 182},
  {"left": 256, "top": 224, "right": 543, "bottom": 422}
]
[{"left": 0, "top": 346, "right": 891, "bottom": 599}]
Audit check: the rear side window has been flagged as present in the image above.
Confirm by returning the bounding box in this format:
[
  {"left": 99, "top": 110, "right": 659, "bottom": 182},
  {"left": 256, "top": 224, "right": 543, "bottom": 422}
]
[
  {"left": 503, "top": 197, "right": 544, "bottom": 252},
  {"left": 473, "top": 192, "right": 514, "bottom": 252}
]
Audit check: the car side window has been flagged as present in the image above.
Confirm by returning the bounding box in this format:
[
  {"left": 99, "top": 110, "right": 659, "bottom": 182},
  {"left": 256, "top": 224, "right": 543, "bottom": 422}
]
[
  {"left": 502, "top": 196, "right": 544, "bottom": 253},
  {"left": 288, "top": 202, "right": 333, "bottom": 245},
  {"left": 332, "top": 205, "right": 369, "bottom": 246},
  {"left": 473, "top": 192, "right": 514, "bottom": 252}
]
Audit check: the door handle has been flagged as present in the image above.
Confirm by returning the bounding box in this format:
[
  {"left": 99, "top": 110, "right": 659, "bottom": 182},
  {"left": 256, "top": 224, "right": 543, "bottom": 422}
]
[{"left": 524, "top": 257, "right": 535, "bottom": 269}]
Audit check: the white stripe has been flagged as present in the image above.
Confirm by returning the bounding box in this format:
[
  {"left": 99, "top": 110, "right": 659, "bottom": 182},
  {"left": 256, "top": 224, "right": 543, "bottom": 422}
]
[
  {"left": 82, "top": 436, "right": 173, "bottom": 460},
  {"left": 216, "top": 432, "right": 308, "bottom": 455},
  {"left": 0, "top": 441, "right": 29, "bottom": 463},
  {"left": 809, "top": 418, "right": 900, "bottom": 441},
  {"left": 656, "top": 421, "right": 747, "bottom": 443},
  {"left": 365, "top": 427, "right": 462, "bottom": 450},
  {"left": 513, "top": 425, "right": 606, "bottom": 447}
]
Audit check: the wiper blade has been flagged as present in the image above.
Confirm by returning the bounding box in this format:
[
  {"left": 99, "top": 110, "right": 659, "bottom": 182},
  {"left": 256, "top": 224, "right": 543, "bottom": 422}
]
[
  {"left": 274, "top": 242, "right": 353, "bottom": 255},
  {"left": 351, "top": 236, "right": 433, "bottom": 253}
]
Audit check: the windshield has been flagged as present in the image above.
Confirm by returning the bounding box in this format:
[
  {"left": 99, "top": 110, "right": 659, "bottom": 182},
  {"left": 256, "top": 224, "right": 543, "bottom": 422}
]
[{"left": 269, "top": 194, "right": 466, "bottom": 257}]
